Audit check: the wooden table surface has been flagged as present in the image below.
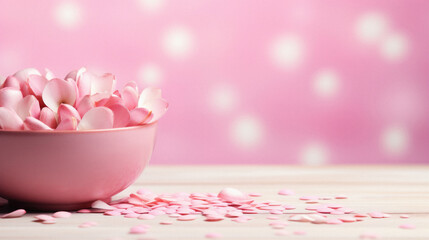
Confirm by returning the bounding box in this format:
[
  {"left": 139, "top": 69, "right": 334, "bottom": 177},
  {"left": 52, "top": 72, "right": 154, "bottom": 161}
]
[{"left": 1, "top": 165, "right": 428, "bottom": 240}]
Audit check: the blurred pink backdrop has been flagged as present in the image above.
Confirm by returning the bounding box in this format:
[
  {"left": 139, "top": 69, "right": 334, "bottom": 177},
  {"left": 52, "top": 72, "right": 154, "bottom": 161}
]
[{"left": 0, "top": 0, "right": 428, "bottom": 164}]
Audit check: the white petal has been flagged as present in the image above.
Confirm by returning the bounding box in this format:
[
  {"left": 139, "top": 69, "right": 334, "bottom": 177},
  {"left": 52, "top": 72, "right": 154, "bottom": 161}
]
[
  {"left": 0, "top": 87, "right": 23, "bottom": 111},
  {"left": 0, "top": 107, "right": 23, "bottom": 130},
  {"left": 42, "top": 78, "right": 77, "bottom": 112}
]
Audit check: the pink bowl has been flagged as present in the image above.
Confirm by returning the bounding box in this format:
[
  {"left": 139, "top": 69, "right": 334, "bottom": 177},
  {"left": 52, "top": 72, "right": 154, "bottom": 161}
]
[{"left": 0, "top": 123, "right": 157, "bottom": 210}]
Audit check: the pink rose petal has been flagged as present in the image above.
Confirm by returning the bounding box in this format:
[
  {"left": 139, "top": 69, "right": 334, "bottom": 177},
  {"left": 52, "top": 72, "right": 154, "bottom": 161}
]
[
  {"left": 0, "top": 107, "right": 24, "bottom": 130},
  {"left": 13, "top": 68, "right": 41, "bottom": 82},
  {"left": 368, "top": 212, "right": 385, "bottom": 219},
  {"left": 288, "top": 214, "right": 314, "bottom": 222},
  {"left": 278, "top": 189, "right": 295, "bottom": 196},
  {"left": 44, "top": 68, "right": 55, "bottom": 80},
  {"left": 16, "top": 95, "right": 40, "bottom": 120},
  {"left": 326, "top": 218, "right": 343, "bottom": 224},
  {"left": 91, "top": 200, "right": 116, "bottom": 210},
  {"left": 138, "top": 214, "right": 155, "bottom": 220},
  {"left": 138, "top": 87, "right": 162, "bottom": 107},
  {"left": 218, "top": 188, "right": 250, "bottom": 202},
  {"left": 248, "top": 193, "right": 262, "bottom": 197},
  {"left": 399, "top": 224, "right": 416, "bottom": 229},
  {"left": 39, "top": 107, "right": 58, "bottom": 129},
  {"left": 128, "top": 107, "right": 152, "bottom": 126},
  {"left": 90, "top": 73, "right": 116, "bottom": 95},
  {"left": 177, "top": 215, "right": 198, "bottom": 221},
  {"left": 58, "top": 103, "right": 81, "bottom": 123},
  {"left": 28, "top": 74, "right": 48, "bottom": 96},
  {"left": 129, "top": 226, "right": 148, "bottom": 234},
  {"left": 0, "top": 87, "right": 23, "bottom": 110},
  {"left": 75, "top": 68, "right": 91, "bottom": 97},
  {"left": 293, "top": 231, "right": 306, "bottom": 235},
  {"left": 1, "top": 209, "right": 26, "bottom": 218},
  {"left": 24, "top": 117, "right": 52, "bottom": 130},
  {"left": 160, "top": 220, "right": 173, "bottom": 225},
  {"left": 53, "top": 211, "right": 72, "bottom": 218},
  {"left": 77, "top": 95, "right": 95, "bottom": 117},
  {"left": 122, "top": 86, "right": 138, "bottom": 110},
  {"left": 78, "top": 107, "right": 114, "bottom": 130},
  {"left": 335, "top": 195, "right": 348, "bottom": 199},
  {"left": 103, "top": 95, "right": 124, "bottom": 108},
  {"left": 2, "top": 76, "right": 20, "bottom": 89},
  {"left": 34, "top": 214, "right": 55, "bottom": 221},
  {"left": 56, "top": 117, "right": 78, "bottom": 130},
  {"left": 42, "top": 78, "right": 77, "bottom": 112},
  {"left": 109, "top": 103, "right": 130, "bottom": 128},
  {"left": 142, "top": 98, "right": 168, "bottom": 124},
  {"left": 205, "top": 232, "right": 223, "bottom": 239}
]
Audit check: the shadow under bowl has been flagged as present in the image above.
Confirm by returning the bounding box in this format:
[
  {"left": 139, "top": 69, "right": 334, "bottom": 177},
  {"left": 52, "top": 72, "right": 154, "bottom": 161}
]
[{"left": 0, "top": 123, "right": 157, "bottom": 211}]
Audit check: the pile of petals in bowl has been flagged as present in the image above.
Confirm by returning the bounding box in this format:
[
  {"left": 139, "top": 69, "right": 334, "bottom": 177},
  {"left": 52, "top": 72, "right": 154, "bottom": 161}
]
[{"left": 0, "top": 68, "right": 168, "bottom": 130}]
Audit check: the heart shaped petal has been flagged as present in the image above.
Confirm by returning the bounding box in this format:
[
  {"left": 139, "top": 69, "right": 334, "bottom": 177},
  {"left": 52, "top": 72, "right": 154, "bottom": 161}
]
[
  {"left": 0, "top": 107, "right": 23, "bottom": 130},
  {"left": 128, "top": 107, "right": 152, "bottom": 126},
  {"left": 42, "top": 78, "right": 77, "bottom": 112},
  {"left": 109, "top": 103, "right": 130, "bottom": 128},
  {"left": 138, "top": 87, "right": 162, "bottom": 108},
  {"left": 2, "top": 76, "right": 20, "bottom": 89},
  {"left": 78, "top": 107, "right": 114, "bottom": 130},
  {"left": 0, "top": 87, "right": 23, "bottom": 111},
  {"left": 77, "top": 95, "right": 95, "bottom": 117},
  {"left": 23, "top": 117, "right": 52, "bottom": 130},
  {"left": 122, "top": 86, "right": 139, "bottom": 110},
  {"left": 141, "top": 98, "right": 168, "bottom": 124},
  {"left": 28, "top": 74, "right": 48, "bottom": 96},
  {"left": 13, "top": 68, "right": 41, "bottom": 82},
  {"left": 16, "top": 95, "right": 40, "bottom": 120},
  {"left": 91, "top": 73, "right": 116, "bottom": 95},
  {"left": 39, "top": 107, "right": 58, "bottom": 129},
  {"left": 58, "top": 103, "right": 81, "bottom": 123},
  {"left": 56, "top": 117, "right": 78, "bottom": 130}
]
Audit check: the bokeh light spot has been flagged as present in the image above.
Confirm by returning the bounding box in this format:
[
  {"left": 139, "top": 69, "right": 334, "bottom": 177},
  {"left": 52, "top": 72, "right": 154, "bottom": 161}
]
[
  {"left": 137, "top": 0, "right": 164, "bottom": 12},
  {"left": 230, "top": 115, "right": 264, "bottom": 149},
  {"left": 355, "top": 11, "right": 390, "bottom": 44},
  {"left": 53, "top": 1, "right": 83, "bottom": 30},
  {"left": 138, "top": 63, "right": 163, "bottom": 86},
  {"left": 208, "top": 83, "right": 239, "bottom": 113},
  {"left": 313, "top": 69, "right": 340, "bottom": 98},
  {"left": 379, "top": 32, "right": 409, "bottom": 61},
  {"left": 300, "top": 142, "right": 329, "bottom": 165},
  {"left": 381, "top": 125, "right": 410, "bottom": 157},
  {"left": 269, "top": 34, "right": 304, "bottom": 70},
  {"left": 162, "top": 26, "right": 194, "bottom": 60}
]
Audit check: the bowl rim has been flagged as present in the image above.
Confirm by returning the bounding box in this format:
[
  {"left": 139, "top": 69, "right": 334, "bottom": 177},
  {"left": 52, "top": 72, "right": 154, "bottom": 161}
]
[{"left": 0, "top": 122, "right": 157, "bottom": 134}]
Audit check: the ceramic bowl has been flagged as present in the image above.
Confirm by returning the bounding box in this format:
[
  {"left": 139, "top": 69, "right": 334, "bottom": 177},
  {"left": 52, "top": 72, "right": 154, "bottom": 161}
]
[{"left": 0, "top": 123, "right": 157, "bottom": 210}]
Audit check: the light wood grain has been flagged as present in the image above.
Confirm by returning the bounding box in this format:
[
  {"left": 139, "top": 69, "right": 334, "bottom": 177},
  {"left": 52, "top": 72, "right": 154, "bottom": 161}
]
[{"left": 1, "top": 165, "right": 428, "bottom": 240}]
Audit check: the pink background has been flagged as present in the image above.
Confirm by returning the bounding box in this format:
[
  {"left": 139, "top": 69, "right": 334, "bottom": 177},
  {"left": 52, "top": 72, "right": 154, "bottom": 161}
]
[{"left": 0, "top": 0, "right": 428, "bottom": 164}]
